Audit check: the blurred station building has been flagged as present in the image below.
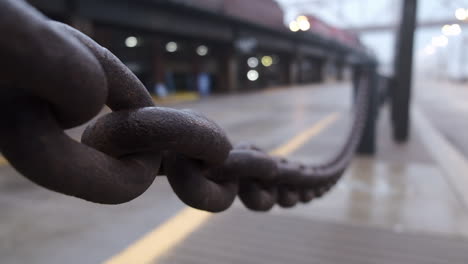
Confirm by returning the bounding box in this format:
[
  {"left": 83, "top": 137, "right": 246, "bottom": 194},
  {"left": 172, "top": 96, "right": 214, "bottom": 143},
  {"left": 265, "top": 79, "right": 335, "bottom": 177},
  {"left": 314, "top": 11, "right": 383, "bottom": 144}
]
[{"left": 26, "top": 0, "right": 366, "bottom": 96}]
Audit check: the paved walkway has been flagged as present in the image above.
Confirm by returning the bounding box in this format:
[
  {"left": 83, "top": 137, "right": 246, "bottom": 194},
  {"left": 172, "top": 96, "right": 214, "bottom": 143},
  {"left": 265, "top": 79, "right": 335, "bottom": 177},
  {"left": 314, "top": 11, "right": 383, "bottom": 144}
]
[{"left": 1, "top": 81, "right": 468, "bottom": 263}]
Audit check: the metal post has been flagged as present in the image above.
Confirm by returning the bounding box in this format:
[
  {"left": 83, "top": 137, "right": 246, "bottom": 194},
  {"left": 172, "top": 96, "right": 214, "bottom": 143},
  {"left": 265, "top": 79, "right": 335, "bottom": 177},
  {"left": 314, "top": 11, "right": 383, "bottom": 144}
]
[
  {"left": 391, "top": 0, "right": 417, "bottom": 143},
  {"left": 312, "top": 58, "right": 325, "bottom": 83},
  {"left": 336, "top": 60, "right": 344, "bottom": 81},
  {"left": 357, "top": 64, "right": 378, "bottom": 155},
  {"left": 286, "top": 55, "right": 299, "bottom": 85},
  {"left": 219, "top": 45, "right": 238, "bottom": 93}
]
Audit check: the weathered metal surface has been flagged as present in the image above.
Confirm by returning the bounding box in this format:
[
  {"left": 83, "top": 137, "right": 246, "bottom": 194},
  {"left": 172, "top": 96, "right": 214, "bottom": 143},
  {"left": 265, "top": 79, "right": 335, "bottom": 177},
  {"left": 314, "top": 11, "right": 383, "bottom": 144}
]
[{"left": 0, "top": 0, "right": 374, "bottom": 213}]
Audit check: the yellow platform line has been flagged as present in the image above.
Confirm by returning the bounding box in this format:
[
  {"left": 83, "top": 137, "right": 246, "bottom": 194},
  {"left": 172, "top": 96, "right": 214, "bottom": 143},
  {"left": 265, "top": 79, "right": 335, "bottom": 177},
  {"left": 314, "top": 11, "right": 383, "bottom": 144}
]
[
  {"left": 0, "top": 156, "right": 8, "bottom": 167},
  {"left": 270, "top": 113, "right": 340, "bottom": 157},
  {"left": 103, "top": 112, "right": 340, "bottom": 264},
  {"left": 152, "top": 92, "right": 200, "bottom": 105}
]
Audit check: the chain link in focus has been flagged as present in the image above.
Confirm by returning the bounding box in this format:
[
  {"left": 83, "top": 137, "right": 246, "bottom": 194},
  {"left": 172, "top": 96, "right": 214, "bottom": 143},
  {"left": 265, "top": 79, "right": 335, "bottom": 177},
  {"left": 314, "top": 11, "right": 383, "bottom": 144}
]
[{"left": 0, "top": 0, "right": 372, "bottom": 213}]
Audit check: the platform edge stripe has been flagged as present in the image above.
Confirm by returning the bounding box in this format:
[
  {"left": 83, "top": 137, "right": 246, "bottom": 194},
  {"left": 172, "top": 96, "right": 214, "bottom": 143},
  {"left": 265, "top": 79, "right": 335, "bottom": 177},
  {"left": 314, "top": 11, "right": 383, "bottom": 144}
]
[{"left": 414, "top": 106, "right": 468, "bottom": 210}]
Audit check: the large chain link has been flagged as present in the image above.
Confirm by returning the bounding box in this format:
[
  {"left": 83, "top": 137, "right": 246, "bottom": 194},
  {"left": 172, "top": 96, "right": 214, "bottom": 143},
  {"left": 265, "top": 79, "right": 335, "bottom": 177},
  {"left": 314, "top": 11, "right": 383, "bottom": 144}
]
[{"left": 0, "top": 0, "right": 371, "bottom": 212}]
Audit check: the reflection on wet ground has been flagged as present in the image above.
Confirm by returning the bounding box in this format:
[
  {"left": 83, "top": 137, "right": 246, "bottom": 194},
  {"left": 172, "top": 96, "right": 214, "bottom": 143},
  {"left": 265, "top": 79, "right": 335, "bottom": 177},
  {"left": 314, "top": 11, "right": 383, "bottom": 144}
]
[{"left": 269, "top": 83, "right": 468, "bottom": 239}]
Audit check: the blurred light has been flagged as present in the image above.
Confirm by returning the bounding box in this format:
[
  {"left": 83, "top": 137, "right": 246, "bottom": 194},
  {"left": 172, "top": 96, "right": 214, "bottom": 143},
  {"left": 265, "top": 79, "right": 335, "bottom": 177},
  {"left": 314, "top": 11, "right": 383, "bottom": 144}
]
[
  {"left": 125, "top": 36, "right": 138, "bottom": 48},
  {"left": 450, "top": 24, "right": 461, "bottom": 35},
  {"left": 297, "top": 15, "right": 311, "bottom": 31},
  {"left": 261, "top": 56, "right": 273, "bottom": 67},
  {"left": 289, "top": 21, "right": 300, "bottom": 32},
  {"left": 423, "top": 45, "right": 435, "bottom": 55},
  {"left": 196, "top": 45, "right": 208, "bottom": 56},
  {"left": 297, "top": 15, "right": 308, "bottom": 22},
  {"left": 455, "top": 8, "right": 467, "bottom": 20},
  {"left": 432, "top": 35, "right": 448, "bottom": 47},
  {"left": 247, "top": 57, "right": 259, "bottom": 68},
  {"left": 298, "top": 20, "right": 311, "bottom": 31},
  {"left": 166, "top": 41, "right": 178, "bottom": 52},
  {"left": 442, "top": 24, "right": 451, "bottom": 35},
  {"left": 247, "top": 70, "right": 259, "bottom": 81},
  {"left": 442, "top": 24, "right": 462, "bottom": 36}
]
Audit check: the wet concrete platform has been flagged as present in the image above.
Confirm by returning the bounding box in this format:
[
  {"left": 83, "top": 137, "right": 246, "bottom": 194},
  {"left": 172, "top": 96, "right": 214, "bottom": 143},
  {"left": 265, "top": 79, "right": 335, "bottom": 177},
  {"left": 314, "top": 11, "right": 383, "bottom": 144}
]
[
  {"left": 1, "top": 81, "right": 468, "bottom": 263},
  {"left": 416, "top": 79, "right": 468, "bottom": 159},
  {"left": 272, "top": 106, "right": 468, "bottom": 239},
  {"left": 157, "top": 208, "right": 468, "bottom": 264}
]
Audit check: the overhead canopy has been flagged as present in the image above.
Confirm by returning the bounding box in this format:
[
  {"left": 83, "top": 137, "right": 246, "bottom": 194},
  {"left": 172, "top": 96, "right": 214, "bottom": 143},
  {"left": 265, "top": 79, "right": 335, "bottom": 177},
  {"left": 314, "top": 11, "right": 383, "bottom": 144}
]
[{"left": 154, "top": 0, "right": 286, "bottom": 31}]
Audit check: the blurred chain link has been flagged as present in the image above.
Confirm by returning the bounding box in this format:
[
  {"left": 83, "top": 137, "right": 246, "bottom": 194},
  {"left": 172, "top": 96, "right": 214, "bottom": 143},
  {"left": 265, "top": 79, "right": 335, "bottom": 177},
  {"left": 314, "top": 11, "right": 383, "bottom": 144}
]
[{"left": 0, "top": 0, "right": 371, "bottom": 212}]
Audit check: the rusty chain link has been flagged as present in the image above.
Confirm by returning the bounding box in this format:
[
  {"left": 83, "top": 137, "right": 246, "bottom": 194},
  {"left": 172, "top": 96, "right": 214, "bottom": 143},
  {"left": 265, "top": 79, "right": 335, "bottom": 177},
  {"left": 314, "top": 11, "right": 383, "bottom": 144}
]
[{"left": 0, "top": 0, "right": 372, "bottom": 212}]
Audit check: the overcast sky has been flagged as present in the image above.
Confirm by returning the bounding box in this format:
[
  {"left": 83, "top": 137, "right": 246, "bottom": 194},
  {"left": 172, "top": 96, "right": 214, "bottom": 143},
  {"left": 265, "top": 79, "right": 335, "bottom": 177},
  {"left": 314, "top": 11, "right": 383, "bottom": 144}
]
[
  {"left": 275, "top": 0, "right": 468, "bottom": 78},
  {"left": 275, "top": 0, "right": 466, "bottom": 27}
]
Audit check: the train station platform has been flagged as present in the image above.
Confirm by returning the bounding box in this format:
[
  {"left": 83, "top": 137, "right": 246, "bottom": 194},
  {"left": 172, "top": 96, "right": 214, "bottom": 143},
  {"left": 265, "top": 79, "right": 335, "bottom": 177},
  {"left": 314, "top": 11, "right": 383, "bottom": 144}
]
[{"left": 1, "top": 81, "right": 468, "bottom": 263}]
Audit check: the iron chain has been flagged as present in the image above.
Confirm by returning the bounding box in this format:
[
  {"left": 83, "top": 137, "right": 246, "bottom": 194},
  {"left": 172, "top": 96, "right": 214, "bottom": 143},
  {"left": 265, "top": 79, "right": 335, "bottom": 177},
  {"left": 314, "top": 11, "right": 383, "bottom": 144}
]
[{"left": 0, "top": 0, "right": 371, "bottom": 212}]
